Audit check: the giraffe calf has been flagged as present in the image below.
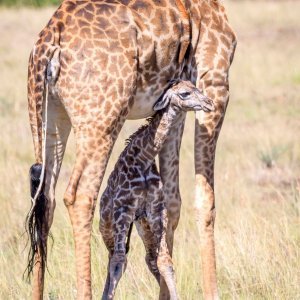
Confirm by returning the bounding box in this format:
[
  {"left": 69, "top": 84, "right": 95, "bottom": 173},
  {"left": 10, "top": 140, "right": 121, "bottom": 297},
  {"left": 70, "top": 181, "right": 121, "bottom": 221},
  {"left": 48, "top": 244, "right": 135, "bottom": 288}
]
[{"left": 99, "top": 80, "right": 214, "bottom": 300}]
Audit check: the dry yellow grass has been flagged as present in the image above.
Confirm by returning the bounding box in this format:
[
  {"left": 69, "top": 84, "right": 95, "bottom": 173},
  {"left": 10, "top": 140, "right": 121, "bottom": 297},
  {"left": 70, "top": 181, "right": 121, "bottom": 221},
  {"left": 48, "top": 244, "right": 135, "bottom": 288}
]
[{"left": 0, "top": 1, "right": 299, "bottom": 299}]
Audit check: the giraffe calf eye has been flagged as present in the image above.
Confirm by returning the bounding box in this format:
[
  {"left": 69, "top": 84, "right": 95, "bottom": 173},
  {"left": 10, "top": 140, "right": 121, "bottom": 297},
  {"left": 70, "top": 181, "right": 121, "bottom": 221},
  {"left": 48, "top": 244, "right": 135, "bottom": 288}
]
[{"left": 179, "top": 92, "right": 191, "bottom": 99}]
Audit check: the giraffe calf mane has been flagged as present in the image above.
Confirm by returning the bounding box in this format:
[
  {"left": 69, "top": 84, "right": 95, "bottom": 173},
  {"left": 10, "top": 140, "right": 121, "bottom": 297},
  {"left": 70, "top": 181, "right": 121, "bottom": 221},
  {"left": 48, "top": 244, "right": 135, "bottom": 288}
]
[{"left": 124, "top": 114, "right": 158, "bottom": 146}]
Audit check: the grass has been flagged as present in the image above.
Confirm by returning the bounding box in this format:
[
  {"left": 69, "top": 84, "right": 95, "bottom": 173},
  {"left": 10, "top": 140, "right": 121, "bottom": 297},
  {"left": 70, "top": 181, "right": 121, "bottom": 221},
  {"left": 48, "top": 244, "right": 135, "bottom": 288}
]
[{"left": 0, "top": 1, "right": 300, "bottom": 299}]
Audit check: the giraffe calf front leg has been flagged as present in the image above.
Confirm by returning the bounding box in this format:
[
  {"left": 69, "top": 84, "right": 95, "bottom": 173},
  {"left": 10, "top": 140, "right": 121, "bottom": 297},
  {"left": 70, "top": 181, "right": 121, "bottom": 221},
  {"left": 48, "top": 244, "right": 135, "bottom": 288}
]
[
  {"left": 104, "top": 205, "right": 135, "bottom": 299},
  {"left": 100, "top": 234, "right": 114, "bottom": 300},
  {"left": 106, "top": 252, "right": 127, "bottom": 299},
  {"left": 102, "top": 254, "right": 112, "bottom": 300}
]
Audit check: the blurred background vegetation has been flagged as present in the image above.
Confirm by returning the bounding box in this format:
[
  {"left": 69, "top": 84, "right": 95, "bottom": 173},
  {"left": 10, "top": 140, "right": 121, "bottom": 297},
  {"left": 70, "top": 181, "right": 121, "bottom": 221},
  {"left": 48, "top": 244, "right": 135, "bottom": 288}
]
[{"left": 0, "top": 0, "right": 60, "bottom": 7}]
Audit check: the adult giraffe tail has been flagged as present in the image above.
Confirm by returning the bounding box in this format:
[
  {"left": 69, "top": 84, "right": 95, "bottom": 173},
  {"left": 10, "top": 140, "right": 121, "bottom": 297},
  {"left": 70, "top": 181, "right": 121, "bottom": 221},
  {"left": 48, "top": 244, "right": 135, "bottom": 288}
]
[{"left": 25, "top": 29, "right": 61, "bottom": 279}]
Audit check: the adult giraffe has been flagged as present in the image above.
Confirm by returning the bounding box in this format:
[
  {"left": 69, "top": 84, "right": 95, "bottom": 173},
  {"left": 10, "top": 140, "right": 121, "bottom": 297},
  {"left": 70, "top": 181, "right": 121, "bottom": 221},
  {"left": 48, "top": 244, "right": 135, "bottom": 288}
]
[{"left": 26, "top": 0, "right": 236, "bottom": 299}]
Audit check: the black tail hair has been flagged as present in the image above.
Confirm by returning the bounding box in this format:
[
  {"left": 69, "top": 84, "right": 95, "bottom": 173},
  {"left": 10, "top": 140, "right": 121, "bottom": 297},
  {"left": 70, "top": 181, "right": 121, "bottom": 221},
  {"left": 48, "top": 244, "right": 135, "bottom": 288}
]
[{"left": 24, "top": 163, "right": 48, "bottom": 280}]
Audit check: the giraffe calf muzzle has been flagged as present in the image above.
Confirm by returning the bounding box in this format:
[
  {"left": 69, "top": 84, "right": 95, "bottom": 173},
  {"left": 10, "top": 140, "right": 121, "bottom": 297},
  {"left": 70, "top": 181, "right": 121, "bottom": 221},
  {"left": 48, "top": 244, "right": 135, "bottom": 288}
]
[{"left": 182, "top": 92, "right": 214, "bottom": 112}]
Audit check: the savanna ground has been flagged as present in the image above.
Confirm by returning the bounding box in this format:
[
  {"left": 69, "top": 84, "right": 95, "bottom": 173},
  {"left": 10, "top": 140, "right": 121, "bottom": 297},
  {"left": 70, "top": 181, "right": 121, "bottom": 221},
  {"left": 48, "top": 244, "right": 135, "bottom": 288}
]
[{"left": 0, "top": 1, "right": 299, "bottom": 299}]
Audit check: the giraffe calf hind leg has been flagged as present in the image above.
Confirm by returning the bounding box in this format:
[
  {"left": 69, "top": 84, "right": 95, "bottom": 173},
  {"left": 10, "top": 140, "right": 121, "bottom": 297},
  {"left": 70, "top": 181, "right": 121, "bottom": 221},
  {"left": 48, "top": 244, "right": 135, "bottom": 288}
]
[
  {"left": 156, "top": 223, "right": 178, "bottom": 300},
  {"left": 135, "top": 219, "right": 161, "bottom": 283},
  {"left": 157, "top": 253, "right": 177, "bottom": 300},
  {"left": 145, "top": 249, "right": 161, "bottom": 284},
  {"left": 151, "top": 209, "right": 178, "bottom": 300}
]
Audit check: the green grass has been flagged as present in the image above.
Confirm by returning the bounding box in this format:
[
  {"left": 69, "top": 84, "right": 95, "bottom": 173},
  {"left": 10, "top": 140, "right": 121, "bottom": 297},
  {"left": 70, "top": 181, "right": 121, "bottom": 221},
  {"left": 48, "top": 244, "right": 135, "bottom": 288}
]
[{"left": 0, "top": 1, "right": 300, "bottom": 299}]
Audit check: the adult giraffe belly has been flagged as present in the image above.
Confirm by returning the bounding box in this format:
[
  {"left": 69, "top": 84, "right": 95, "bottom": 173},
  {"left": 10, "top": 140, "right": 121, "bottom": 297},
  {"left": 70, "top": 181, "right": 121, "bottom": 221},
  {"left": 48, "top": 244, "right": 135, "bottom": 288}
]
[
  {"left": 128, "top": 79, "right": 176, "bottom": 120},
  {"left": 127, "top": 85, "right": 159, "bottom": 119}
]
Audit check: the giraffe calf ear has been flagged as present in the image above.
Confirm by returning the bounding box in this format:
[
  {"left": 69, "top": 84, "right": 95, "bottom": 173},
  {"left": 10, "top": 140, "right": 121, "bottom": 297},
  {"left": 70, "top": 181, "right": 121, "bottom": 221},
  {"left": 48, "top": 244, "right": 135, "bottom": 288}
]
[{"left": 153, "top": 92, "right": 170, "bottom": 111}]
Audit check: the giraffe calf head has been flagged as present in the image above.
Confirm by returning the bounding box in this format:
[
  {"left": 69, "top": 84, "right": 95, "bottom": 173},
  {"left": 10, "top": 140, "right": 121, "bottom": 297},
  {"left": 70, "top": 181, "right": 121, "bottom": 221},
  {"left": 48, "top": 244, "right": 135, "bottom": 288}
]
[{"left": 153, "top": 80, "right": 214, "bottom": 112}]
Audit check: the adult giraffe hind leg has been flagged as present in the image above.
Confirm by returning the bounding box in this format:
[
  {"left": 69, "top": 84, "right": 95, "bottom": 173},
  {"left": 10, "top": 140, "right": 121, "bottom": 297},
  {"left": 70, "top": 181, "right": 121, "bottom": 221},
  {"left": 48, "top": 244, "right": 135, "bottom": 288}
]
[
  {"left": 26, "top": 28, "right": 69, "bottom": 298},
  {"left": 27, "top": 93, "right": 71, "bottom": 300}
]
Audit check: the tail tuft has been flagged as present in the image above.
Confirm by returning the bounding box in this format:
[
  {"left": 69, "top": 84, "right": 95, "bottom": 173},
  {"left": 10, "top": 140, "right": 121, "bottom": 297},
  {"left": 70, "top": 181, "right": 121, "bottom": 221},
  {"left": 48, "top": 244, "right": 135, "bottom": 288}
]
[
  {"left": 30, "top": 163, "right": 43, "bottom": 196},
  {"left": 25, "top": 163, "right": 48, "bottom": 280}
]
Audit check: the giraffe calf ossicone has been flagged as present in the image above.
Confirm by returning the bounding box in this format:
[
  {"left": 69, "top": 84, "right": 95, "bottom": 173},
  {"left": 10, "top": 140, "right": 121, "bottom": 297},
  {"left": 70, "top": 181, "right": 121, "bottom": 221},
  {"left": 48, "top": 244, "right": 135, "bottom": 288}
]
[{"left": 99, "top": 80, "right": 214, "bottom": 300}]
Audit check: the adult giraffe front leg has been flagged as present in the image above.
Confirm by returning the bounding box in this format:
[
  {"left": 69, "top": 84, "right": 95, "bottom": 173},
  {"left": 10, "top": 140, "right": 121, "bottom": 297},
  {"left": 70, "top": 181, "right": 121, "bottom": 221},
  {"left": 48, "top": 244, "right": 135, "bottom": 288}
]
[
  {"left": 158, "top": 113, "right": 186, "bottom": 300},
  {"left": 64, "top": 113, "right": 130, "bottom": 298},
  {"left": 193, "top": 3, "right": 237, "bottom": 299}
]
